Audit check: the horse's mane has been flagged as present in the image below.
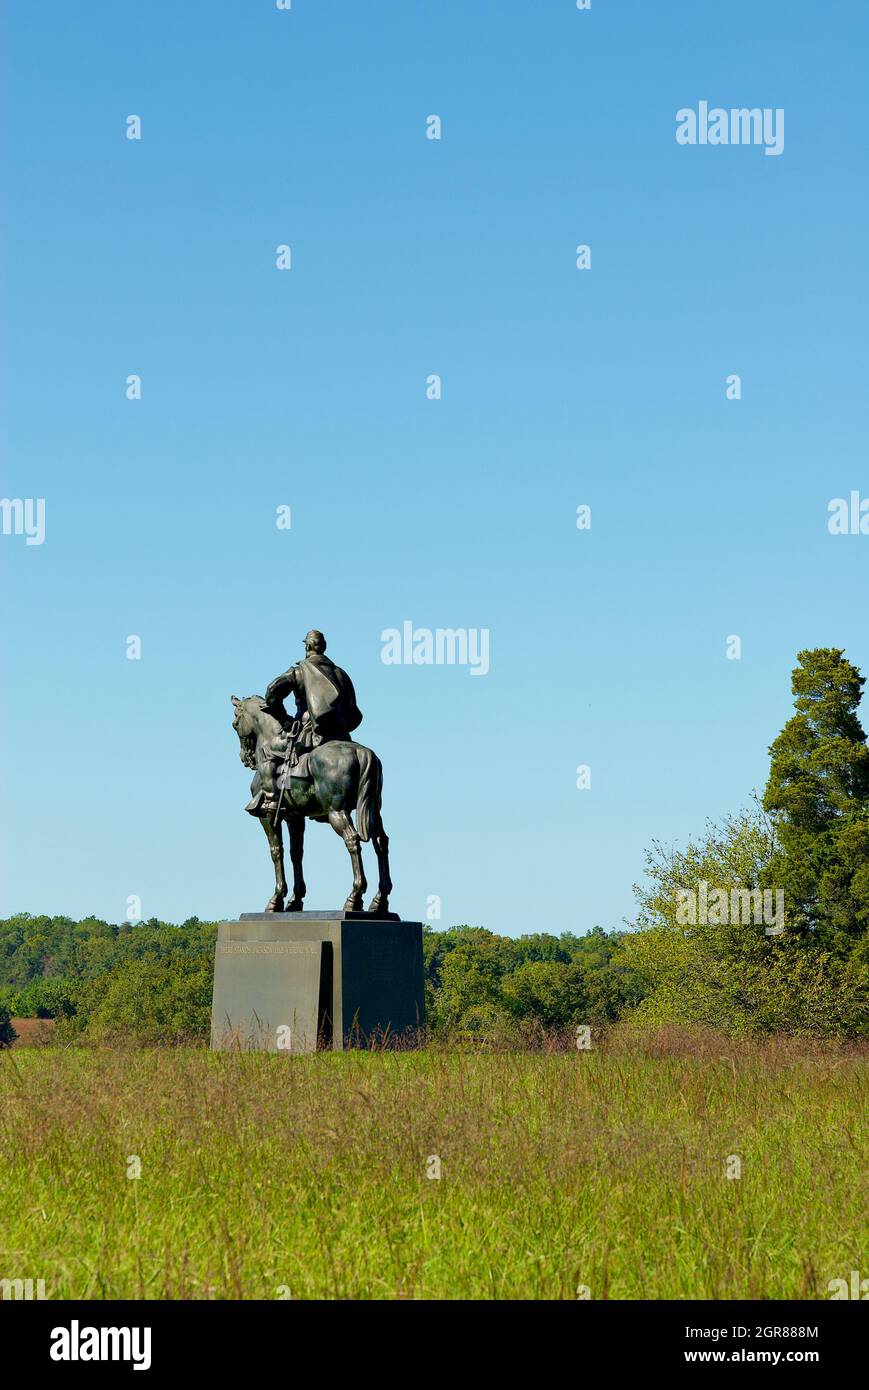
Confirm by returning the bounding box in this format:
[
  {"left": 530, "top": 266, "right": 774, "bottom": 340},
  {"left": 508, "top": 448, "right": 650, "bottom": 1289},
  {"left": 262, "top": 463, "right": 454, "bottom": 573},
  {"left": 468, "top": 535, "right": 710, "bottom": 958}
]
[{"left": 244, "top": 695, "right": 292, "bottom": 730}]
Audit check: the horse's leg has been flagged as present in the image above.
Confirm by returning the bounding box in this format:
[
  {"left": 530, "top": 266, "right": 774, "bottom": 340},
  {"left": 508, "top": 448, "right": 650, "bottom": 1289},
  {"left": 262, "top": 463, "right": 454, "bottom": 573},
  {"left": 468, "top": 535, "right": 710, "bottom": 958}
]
[
  {"left": 260, "top": 815, "right": 287, "bottom": 912},
  {"left": 286, "top": 813, "right": 306, "bottom": 911},
  {"left": 367, "top": 814, "right": 392, "bottom": 915},
  {"left": 328, "top": 809, "right": 367, "bottom": 912}
]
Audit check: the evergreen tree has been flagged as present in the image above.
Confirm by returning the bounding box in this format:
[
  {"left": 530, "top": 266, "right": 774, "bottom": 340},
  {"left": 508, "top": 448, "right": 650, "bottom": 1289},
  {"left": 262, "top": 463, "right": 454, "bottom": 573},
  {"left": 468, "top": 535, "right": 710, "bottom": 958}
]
[
  {"left": 763, "top": 649, "right": 869, "bottom": 942},
  {"left": 0, "top": 1005, "right": 16, "bottom": 1048}
]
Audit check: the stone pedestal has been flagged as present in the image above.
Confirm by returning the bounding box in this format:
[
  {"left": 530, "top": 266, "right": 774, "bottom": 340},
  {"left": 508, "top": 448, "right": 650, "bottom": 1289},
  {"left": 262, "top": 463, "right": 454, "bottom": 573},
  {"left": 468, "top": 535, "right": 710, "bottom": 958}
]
[{"left": 210, "top": 911, "right": 425, "bottom": 1052}]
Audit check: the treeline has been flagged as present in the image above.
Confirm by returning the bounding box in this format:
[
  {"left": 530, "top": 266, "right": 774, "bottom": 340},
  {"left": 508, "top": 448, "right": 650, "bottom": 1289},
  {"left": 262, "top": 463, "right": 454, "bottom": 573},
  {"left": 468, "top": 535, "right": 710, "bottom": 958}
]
[
  {"left": 0, "top": 895, "right": 864, "bottom": 1044},
  {"left": 1, "top": 649, "right": 867, "bottom": 1044},
  {"left": 0, "top": 914, "right": 642, "bottom": 1044},
  {"left": 0, "top": 916, "right": 215, "bottom": 1044}
]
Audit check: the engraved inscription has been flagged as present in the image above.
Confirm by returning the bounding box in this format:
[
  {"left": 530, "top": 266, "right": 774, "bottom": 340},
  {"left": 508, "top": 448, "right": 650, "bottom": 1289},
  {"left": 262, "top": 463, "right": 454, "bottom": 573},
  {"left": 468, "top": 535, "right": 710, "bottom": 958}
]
[{"left": 218, "top": 942, "right": 319, "bottom": 956}]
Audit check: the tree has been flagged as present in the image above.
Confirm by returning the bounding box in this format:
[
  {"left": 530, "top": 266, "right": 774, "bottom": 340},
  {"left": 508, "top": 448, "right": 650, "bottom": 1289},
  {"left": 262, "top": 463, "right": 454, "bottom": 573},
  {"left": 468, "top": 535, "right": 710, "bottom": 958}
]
[
  {"left": 433, "top": 936, "right": 514, "bottom": 1031},
  {"left": 623, "top": 803, "right": 869, "bottom": 1036},
  {"left": 510, "top": 934, "right": 571, "bottom": 966},
  {"left": 72, "top": 953, "right": 213, "bottom": 1043},
  {"left": 624, "top": 808, "right": 776, "bottom": 1031},
  {"left": 13, "top": 977, "right": 78, "bottom": 1019},
  {"left": 0, "top": 1004, "right": 16, "bottom": 1049},
  {"left": 500, "top": 961, "right": 588, "bottom": 1028},
  {"left": 763, "top": 648, "right": 869, "bottom": 944}
]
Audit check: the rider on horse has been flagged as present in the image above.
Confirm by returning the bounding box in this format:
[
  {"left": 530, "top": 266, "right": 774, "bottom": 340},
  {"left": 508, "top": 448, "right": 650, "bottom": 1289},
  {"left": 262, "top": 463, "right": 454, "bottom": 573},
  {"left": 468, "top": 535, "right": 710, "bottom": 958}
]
[
  {"left": 232, "top": 633, "right": 391, "bottom": 914},
  {"left": 264, "top": 630, "right": 363, "bottom": 777}
]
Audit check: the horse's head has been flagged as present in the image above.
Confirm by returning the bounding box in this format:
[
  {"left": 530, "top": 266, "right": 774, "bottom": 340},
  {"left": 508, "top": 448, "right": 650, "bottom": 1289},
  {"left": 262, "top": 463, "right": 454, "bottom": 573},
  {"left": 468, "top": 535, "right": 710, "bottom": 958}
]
[
  {"left": 232, "top": 694, "right": 288, "bottom": 770},
  {"left": 231, "top": 695, "right": 266, "bottom": 769}
]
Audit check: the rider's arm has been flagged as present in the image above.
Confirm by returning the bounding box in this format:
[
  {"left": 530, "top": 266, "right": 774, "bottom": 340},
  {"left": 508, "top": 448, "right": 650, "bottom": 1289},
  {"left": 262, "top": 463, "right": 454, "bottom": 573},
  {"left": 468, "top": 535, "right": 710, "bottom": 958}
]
[{"left": 265, "top": 668, "right": 294, "bottom": 705}]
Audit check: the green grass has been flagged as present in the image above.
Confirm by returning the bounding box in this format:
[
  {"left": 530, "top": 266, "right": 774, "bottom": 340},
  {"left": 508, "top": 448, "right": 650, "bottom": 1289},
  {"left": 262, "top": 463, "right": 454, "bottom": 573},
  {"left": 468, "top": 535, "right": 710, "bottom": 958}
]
[{"left": 1, "top": 1031, "right": 865, "bottom": 1299}]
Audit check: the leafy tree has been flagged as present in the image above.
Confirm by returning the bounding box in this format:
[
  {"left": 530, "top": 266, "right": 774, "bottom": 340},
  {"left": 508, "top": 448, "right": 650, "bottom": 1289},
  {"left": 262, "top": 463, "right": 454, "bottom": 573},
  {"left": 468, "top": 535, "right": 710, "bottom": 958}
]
[
  {"left": 622, "top": 807, "right": 868, "bottom": 1036},
  {"left": 433, "top": 935, "right": 514, "bottom": 1030},
  {"left": 71, "top": 953, "right": 213, "bottom": 1043},
  {"left": 12, "top": 977, "right": 79, "bottom": 1019},
  {"left": 581, "top": 955, "right": 647, "bottom": 1023},
  {"left": 501, "top": 961, "right": 588, "bottom": 1027},
  {"left": 510, "top": 934, "right": 571, "bottom": 966}
]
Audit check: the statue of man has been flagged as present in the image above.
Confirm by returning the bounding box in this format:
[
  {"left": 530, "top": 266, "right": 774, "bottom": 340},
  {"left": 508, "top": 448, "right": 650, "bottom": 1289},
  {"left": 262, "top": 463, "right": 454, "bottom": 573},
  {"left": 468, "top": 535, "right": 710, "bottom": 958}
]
[{"left": 265, "top": 630, "right": 362, "bottom": 769}]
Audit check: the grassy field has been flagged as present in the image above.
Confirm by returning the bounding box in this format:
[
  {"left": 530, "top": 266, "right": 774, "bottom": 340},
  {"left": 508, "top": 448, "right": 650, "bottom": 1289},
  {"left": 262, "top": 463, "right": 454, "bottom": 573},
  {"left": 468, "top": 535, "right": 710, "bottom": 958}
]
[{"left": 0, "top": 1030, "right": 865, "bottom": 1300}]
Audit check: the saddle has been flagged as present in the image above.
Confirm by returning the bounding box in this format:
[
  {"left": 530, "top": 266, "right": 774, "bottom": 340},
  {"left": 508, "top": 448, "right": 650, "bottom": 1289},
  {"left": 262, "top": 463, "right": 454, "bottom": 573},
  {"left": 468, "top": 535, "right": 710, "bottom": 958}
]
[
  {"left": 286, "top": 751, "right": 313, "bottom": 781},
  {"left": 244, "top": 743, "right": 314, "bottom": 818},
  {"left": 269, "top": 726, "right": 315, "bottom": 784}
]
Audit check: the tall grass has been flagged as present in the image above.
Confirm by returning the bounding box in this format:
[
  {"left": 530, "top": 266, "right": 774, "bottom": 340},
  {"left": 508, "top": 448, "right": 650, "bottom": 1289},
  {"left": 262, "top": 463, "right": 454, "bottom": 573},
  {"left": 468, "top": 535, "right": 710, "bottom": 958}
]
[{"left": 0, "top": 1029, "right": 865, "bottom": 1299}]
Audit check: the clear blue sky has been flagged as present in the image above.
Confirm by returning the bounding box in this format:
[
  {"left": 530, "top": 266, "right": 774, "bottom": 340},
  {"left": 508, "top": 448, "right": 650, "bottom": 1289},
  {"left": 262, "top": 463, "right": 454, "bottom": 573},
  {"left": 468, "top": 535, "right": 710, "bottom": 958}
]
[{"left": 2, "top": 1, "right": 868, "bottom": 935}]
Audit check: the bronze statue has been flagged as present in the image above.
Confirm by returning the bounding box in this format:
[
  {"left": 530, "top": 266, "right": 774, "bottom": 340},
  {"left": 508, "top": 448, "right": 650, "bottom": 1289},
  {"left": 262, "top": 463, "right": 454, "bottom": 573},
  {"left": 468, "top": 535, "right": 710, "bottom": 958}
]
[
  {"left": 265, "top": 630, "right": 362, "bottom": 766},
  {"left": 231, "top": 632, "right": 392, "bottom": 914}
]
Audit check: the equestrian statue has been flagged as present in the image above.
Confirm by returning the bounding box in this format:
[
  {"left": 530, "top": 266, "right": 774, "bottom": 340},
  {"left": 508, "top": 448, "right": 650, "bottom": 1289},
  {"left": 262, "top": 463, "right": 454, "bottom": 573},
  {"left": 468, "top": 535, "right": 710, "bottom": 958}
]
[{"left": 231, "top": 631, "right": 392, "bottom": 914}]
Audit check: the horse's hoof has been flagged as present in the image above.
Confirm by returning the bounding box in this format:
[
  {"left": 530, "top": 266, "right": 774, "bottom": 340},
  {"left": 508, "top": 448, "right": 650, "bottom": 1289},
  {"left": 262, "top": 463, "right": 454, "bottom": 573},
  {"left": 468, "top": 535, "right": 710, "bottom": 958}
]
[
  {"left": 265, "top": 897, "right": 284, "bottom": 913},
  {"left": 367, "top": 895, "right": 388, "bottom": 915},
  {"left": 286, "top": 898, "right": 304, "bottom": 913},
  {"left": 343, "top": 896, "right": 363, "bottom": 912}
]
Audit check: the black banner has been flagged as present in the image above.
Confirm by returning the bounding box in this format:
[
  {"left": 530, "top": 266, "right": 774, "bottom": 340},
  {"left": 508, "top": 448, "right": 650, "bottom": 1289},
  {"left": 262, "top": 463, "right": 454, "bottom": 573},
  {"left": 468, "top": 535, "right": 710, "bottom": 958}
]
[{"left": 1, "top": 1298, "right": 863, "bottom": 1375}]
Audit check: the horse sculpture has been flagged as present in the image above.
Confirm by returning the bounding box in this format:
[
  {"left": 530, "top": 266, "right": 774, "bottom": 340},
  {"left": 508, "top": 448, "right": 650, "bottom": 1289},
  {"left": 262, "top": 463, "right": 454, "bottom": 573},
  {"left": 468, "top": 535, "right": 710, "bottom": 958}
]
[{"left": 230, "top": 694, "right": 393, "bottom": 914}]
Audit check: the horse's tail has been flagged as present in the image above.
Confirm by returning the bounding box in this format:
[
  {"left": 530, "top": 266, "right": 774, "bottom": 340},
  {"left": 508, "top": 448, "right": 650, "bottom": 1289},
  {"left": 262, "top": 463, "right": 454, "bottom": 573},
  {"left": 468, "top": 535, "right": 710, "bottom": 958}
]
[{"left": 355, "top": 745, "right": 382, "bottom": 843}]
